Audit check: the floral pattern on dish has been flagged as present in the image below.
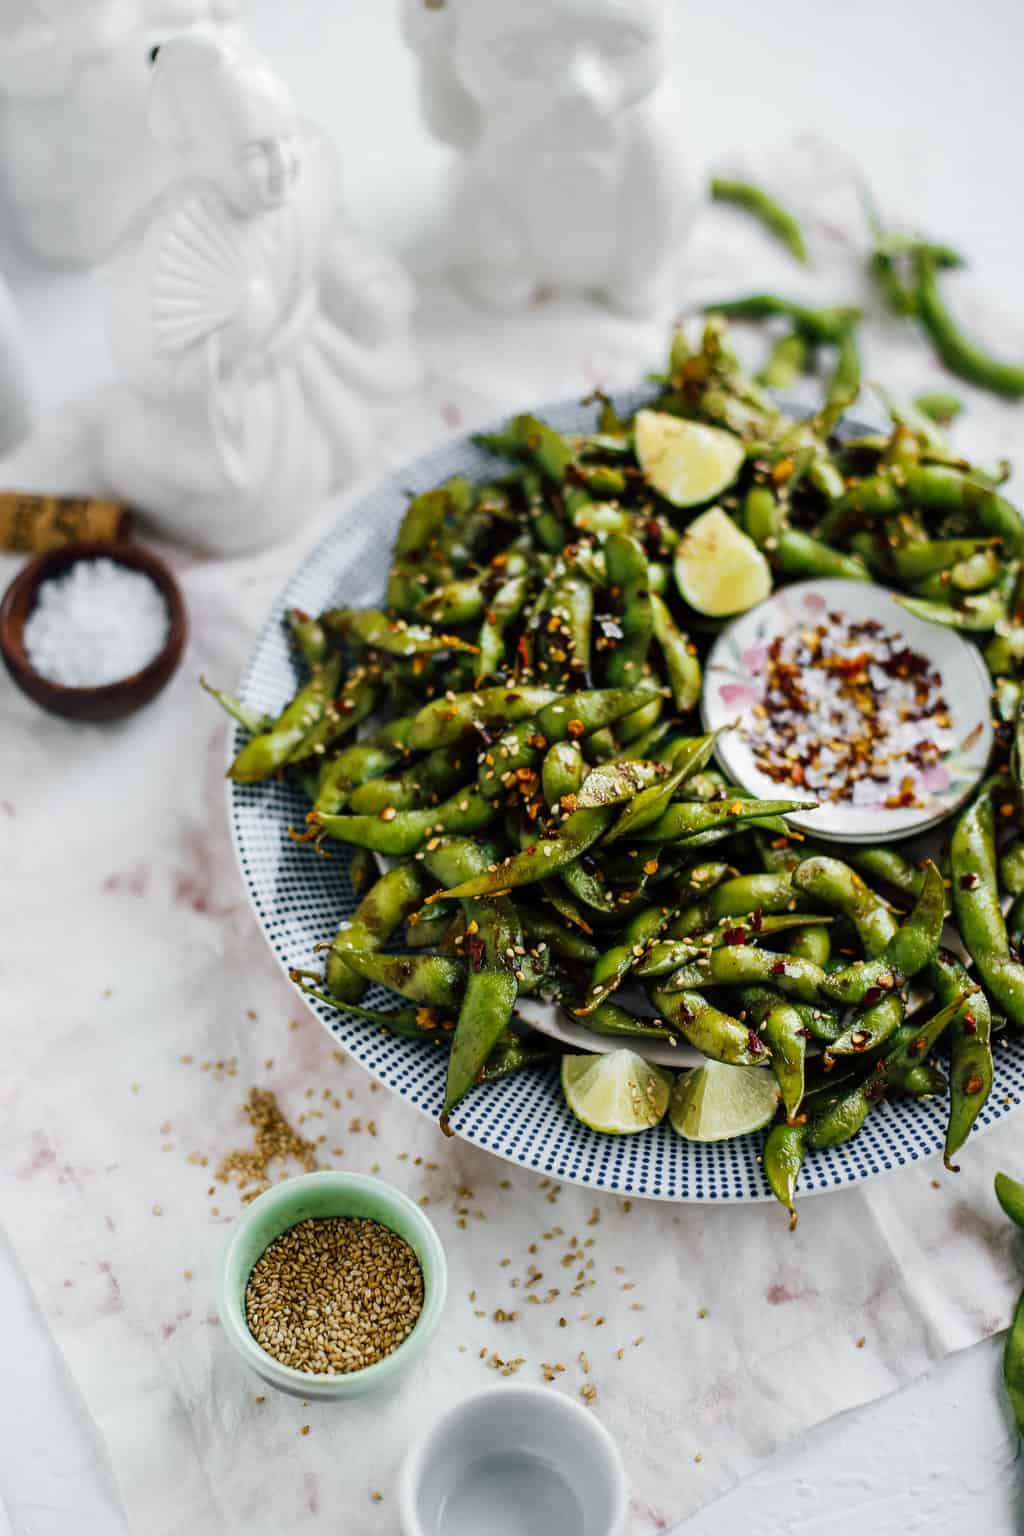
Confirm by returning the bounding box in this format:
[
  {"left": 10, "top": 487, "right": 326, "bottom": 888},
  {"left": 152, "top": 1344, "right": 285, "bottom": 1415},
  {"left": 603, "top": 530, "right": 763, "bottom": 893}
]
[{"left": 702, "top": 580, "right": 993, "bottom": 843}]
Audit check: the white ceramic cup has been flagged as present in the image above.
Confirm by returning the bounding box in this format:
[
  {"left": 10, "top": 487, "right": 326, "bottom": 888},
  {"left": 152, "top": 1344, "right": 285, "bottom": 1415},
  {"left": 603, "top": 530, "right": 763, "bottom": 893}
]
[{"left": 399, "top": 1383, "right": 629, "bottom": 1536}]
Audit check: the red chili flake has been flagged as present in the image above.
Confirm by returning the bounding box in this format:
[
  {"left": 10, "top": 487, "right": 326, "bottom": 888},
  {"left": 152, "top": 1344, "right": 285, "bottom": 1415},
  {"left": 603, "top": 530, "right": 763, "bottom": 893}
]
[
  {"left": 747, "top": 1031, "right": 764, "bottom": 1055},
  {"left": 771, "top": 960, "right": 787, "bottom": 976},
  {"left": 907, "top": 1035, "right": 927, "bottom": 1058},
  {"left": 527, "top": 734, "right": 548, "bottom": 750},
  {"left": 862, "top": 986, "right": 883, "bottom": 1007},
  {"left": 959, "top": 872, "right": 980, "bottom": 890},
  {"left": 723, "top": 927, "right": 747, "bottom": 946},
  {"left": 567, "top": 719, "right": 585, "bottom": 739},
  {"left": 965, "top": 1074, "right": 986, "bottom": 1095},
  {"left": 962, "top": 1011, "right": 978, "bottom": 1035},
  {"left": 517, "top": 635, "right": 531, "bottom": 669},
  {"left": 797, "top": 1028, "right": 814, "bottom": 1040},
  {"left": 466, "top": 934, "right": 486, "bottom": 972}
]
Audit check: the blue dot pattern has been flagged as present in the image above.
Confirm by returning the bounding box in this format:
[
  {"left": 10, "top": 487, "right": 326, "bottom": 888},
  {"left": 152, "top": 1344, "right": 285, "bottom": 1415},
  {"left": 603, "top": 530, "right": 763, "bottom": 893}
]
[{"left": 229, "top": 393, "right": 1024, "bottom": 1202}]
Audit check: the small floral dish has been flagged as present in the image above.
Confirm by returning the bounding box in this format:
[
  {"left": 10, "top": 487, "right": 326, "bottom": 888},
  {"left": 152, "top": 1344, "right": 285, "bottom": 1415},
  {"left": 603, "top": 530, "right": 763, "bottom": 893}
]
[
  {"left": 702, "top": 578, "right": 993, "bottom": 844},
  {"left": 218, "top": 1171, "right": 447, "bottom": 1401}
]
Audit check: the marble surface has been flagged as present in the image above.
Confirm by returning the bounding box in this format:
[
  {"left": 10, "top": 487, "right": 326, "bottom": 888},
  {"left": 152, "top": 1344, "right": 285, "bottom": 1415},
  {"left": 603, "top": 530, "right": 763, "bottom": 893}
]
[{"left": 3, "top": 4, "right": 1024, "bottom": 1534}]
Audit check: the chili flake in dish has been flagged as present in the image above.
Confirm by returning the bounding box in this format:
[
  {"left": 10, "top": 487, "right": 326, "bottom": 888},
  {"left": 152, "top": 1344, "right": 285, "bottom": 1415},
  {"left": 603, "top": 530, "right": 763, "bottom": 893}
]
[{"left": 743, "top": 611, "right": 955, "bottom": 808}]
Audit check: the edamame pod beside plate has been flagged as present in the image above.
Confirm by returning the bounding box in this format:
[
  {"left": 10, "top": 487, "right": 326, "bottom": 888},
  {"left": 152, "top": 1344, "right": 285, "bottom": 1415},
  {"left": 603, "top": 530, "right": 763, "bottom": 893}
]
[{"left": 228, "top": 389, "right": 1024, "bottom": 1203}]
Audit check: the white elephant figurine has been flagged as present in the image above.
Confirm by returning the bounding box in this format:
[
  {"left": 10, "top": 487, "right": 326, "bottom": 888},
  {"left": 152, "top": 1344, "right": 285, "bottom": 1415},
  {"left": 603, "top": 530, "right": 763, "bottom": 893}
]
[
  {"left": 144, "top": 0, "right": 240, "bottom": 25},
  {"left": 401, "top": 0, "right": 698, "bottom": 314},
  {"left": 0, "top": 0, "right": 161, "bottom": 266},
  {"left": 98, "top": 32, "right": 421, "bottom": 554}
]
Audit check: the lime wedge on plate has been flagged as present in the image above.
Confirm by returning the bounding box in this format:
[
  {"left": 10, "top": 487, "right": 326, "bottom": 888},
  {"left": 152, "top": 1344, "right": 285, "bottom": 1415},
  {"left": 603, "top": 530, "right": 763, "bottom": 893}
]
[
  {"left": 669, "top": 1061, "right": 779, "bottom": 1142},
  {"left": 561, "top": 1049, "right": 673, "bottom": 1135},
  {"left": 674, "top": 506, "right": 772, "bottom": 617},
  {"left": 634, "top": 409, "right": 745, "bottom": 508}
]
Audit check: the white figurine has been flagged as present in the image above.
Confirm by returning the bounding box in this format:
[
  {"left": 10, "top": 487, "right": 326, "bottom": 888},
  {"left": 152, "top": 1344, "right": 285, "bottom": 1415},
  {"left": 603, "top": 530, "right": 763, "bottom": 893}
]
[
  {"left": 97, "top": 32, "right": 420, "bottom": 554},
  {"left": 401, "top": 0, "right": 697, "bottom": 314},
  {"left": 143, "top": 0, "right": 240, "bottom": 28},
  {"left": 0, "top": 275, "right": 33, "bottom": 456},
  {"left": 0, "top": 1, "right": 160, "bottom": 266}
]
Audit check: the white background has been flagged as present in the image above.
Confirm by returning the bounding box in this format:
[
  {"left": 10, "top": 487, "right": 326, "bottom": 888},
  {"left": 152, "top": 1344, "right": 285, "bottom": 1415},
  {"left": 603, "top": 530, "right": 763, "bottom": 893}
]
[{"left": 2, "top": 1, "right": 1024, "bottom": 1532}]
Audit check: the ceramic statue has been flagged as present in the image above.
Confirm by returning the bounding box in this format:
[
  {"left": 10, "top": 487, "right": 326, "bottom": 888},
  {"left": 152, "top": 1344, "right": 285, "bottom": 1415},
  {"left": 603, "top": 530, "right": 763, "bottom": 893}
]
[
  {"left": 0, "top": 1, "right": 160, "bottom": 266},
  {"left": 400, "top": 0, "right": 697, "bottom": 314},
  {"left": 144, "top": 0, "right": 240, "bottom": 26},
  {"left": 0, "top": 275, "right": 33, "bottom": 457},
  {"left": 97, "top": 32, "right": 420, "bottom": 554}
]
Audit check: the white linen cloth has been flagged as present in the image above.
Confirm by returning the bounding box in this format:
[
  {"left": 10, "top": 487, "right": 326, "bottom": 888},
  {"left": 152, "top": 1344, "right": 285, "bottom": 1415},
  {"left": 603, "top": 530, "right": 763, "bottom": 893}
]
[{"left": 4, "top": 142, "right": 1024, "bottom": 1536}]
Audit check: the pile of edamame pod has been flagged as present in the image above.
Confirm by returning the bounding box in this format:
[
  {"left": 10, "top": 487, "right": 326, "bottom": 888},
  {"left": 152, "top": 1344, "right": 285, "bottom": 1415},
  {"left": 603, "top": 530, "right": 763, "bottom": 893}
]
[{"left": 208, "top": 318, "right": 1024, "bottom": 1222}]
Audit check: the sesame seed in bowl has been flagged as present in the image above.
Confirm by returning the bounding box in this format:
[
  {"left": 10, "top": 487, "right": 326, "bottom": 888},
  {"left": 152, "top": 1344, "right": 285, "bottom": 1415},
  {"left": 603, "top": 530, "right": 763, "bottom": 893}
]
[{"left": 218, "top": 1171, "right": 447, "bottom": 1400}]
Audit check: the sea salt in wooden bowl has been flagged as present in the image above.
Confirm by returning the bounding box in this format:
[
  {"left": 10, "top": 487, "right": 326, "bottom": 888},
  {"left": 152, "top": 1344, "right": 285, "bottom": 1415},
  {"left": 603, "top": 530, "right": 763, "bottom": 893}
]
[
  {"left": 218, "top": 1171, "right": 448, "bottom": 1401},
  {"left": 0, "top": 541, "right": 187, "bottom": 722}
]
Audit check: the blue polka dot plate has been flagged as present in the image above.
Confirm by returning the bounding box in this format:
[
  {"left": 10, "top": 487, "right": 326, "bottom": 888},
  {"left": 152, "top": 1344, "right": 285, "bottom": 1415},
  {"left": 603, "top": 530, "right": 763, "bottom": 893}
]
[{"left": 228, "top": 392, "right": 1024, "bottom": 1202}]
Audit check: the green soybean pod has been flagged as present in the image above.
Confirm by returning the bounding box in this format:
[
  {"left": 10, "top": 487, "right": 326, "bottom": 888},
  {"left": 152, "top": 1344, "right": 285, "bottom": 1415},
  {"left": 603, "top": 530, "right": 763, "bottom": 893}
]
[
  {"left": 1000, "top": 840, "right": 1024, "bottom": 897},
  {"left": 542, "top": 740, "right": 585, "bottom": 808},
  {"left": 326, "top": 862, "right": 432, "bottom": 1003},
  {"left": 650, "top": 593, "right": 701, "bottom": 714},
  {"left": 604, "top": 532, "right": 654, "bottom": 688},
  {"left": 763, "top": 1120, "right": 807, "bottom": 1228}
]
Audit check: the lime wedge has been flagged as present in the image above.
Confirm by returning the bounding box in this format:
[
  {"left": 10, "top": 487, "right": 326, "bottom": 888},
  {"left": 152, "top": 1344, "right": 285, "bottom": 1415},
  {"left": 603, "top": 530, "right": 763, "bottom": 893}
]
[
  {"left": 634, "top": 409, "right": 745, "bottom": 508},
  {"left": 561, "top": 1049, "right": 672, "bottom": 1135},
  {"left": 674, "top": 506, "right": 772, "bottom": 617},
  {"left": 669, "top": 1061, "right": 779, "bottom": 1142}
]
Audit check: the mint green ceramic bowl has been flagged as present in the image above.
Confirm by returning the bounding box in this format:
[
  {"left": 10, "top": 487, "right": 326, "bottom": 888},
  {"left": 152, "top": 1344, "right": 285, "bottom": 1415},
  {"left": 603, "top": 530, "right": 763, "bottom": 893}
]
[{"left": 218, "top": 1170, "right": 447, "bottom": 1400}]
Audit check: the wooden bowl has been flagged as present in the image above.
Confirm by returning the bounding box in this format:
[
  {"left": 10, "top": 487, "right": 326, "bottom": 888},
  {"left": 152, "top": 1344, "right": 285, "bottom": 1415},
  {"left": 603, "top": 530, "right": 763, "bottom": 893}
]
[{"left": 0, "top": 542, "right": 188, "bottom": 722}]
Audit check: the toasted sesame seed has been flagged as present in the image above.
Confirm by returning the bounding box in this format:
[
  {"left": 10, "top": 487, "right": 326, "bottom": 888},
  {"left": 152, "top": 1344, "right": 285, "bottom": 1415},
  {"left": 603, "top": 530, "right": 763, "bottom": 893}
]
[{"left": 245, "top": 1217, "right": 423, "bottom": 1376}]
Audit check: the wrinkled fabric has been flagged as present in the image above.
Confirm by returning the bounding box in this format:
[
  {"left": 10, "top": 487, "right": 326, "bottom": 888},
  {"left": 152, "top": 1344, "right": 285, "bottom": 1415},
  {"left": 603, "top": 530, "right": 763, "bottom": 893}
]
[{"left": 3, "top": 140, "right": 1024, "bottom": 1536}]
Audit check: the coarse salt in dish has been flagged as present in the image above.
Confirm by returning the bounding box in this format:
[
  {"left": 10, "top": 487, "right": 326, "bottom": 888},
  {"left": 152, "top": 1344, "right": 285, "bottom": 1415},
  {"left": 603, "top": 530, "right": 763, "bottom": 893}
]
[
  {"left": 703, "top": 578, "right": 993, "bottom": 844},
  {"left": 23, "top": 556, "right": 169, "bottom": 689},
  {"left": 741, "top": 611, "right": 956, "bottom": 810}
]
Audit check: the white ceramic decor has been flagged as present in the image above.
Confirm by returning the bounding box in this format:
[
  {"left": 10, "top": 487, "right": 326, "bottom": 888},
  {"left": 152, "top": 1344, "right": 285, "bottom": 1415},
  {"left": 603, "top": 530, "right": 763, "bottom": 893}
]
[
  {"left": 143, "top": 0, "right": 240, "bottom": 25},
  {"left": 0, "top": 1, "right": 162, "bottom": 266},
  {"left": 399, "top": 1385, "right": 629, "bottom": 1536},
  {"left": 0, "top": 274, "right": 33, "bottom": 456},
  {"left": 98, "top": 32, "right": 420, "bottom": 554},
  {"left": 401, "top": 0, "right": 697, "bottom": 314}
]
